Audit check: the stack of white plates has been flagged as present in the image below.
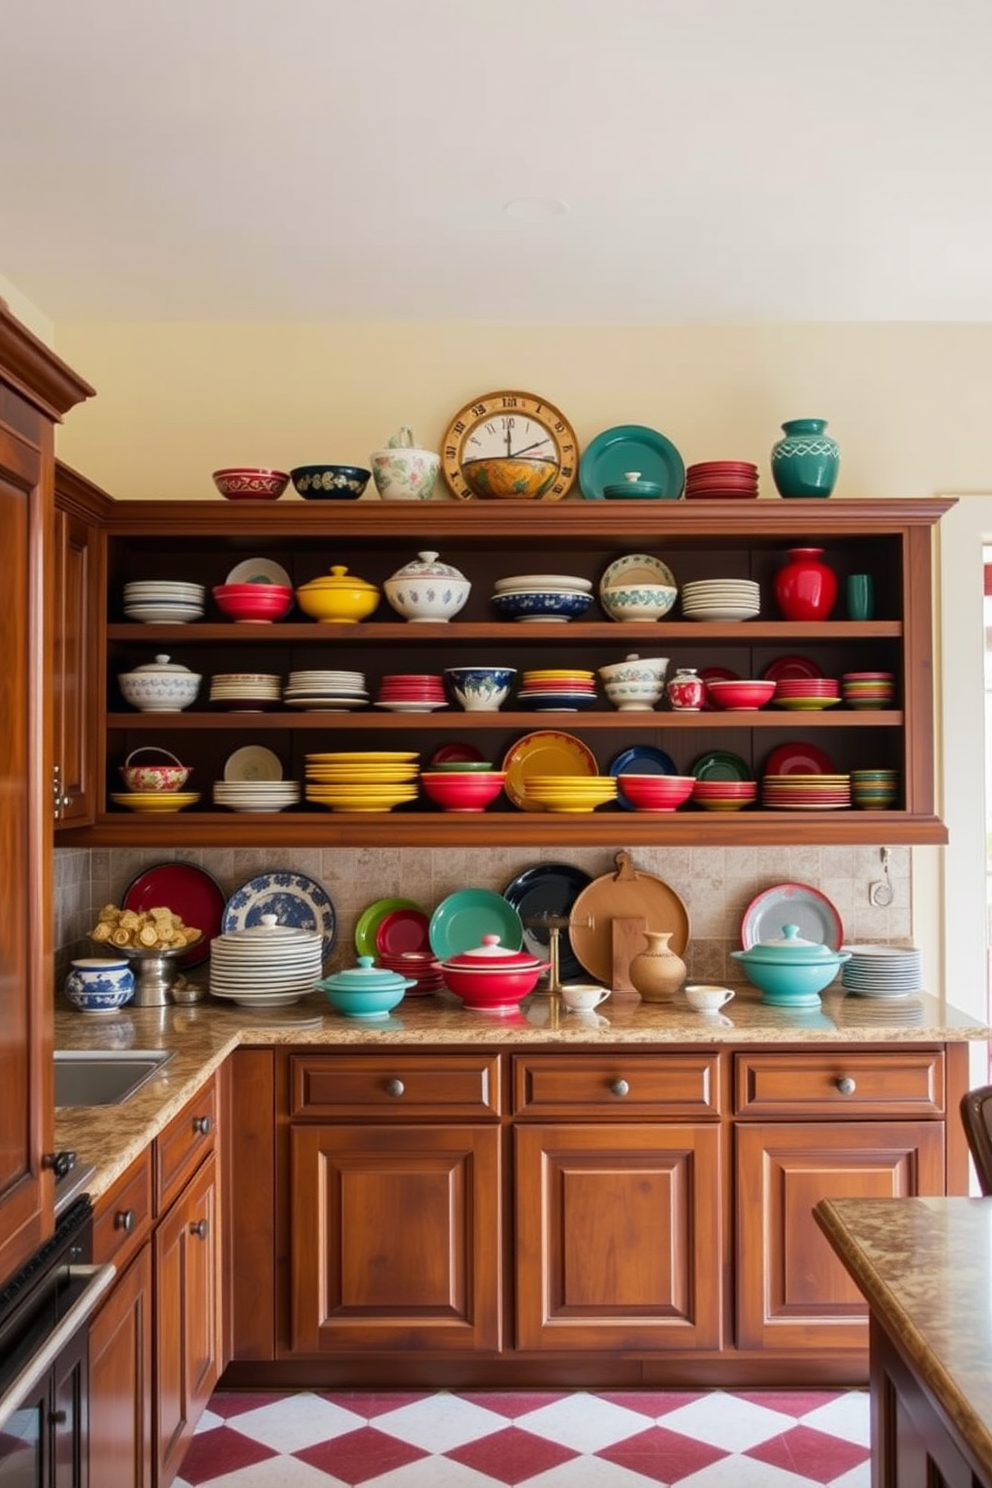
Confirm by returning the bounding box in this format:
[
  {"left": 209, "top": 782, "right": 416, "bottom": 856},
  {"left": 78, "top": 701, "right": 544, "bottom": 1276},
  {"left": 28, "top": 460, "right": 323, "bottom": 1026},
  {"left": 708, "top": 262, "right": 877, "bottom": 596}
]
[
  {"left": 123, "top": 580, "right": 206, "bottom": 623},
  {"left": 213, "top": 781, "right": 301, "bottom": 812},
  {"left": 680, "top": 578, "right": 761, "bottom": 622},
  {"left": 209, "top": 919, "right": 323, "bottom": 1007},
  {"left": 209, "top": 672, "right": 282, "bottom": 710},
  {"left": 841, "top": 943, "right": 923, "bottom": 998},
  {"left": 283, "top": 670, "right": 369, "bottom": 711}
]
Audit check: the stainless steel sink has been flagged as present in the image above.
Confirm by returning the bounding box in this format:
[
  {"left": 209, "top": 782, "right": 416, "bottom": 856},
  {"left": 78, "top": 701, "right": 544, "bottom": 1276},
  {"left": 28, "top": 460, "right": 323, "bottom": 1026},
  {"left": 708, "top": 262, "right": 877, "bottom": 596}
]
[{"left": 53, "top": 1049, "right": 174, "bottom": 1107}]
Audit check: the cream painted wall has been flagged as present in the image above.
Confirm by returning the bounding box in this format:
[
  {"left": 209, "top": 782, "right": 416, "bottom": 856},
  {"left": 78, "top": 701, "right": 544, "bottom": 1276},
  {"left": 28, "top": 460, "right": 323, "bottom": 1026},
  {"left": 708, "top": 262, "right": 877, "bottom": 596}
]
[{"left": 0, "top": 272, "right": 53, "bottom": 345}]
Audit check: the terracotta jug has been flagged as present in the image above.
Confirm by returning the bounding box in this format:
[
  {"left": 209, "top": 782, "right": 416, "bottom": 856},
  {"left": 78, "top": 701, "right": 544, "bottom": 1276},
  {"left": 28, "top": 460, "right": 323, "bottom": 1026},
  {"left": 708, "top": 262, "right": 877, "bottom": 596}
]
[{"left": 628, "top": 930, "right": 687, "bottom": 1003}]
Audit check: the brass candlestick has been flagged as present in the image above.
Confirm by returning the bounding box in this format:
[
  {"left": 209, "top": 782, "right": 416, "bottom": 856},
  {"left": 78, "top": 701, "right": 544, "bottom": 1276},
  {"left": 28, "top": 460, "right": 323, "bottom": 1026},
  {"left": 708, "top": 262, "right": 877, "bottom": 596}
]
[{"left": 522, "top": 911, "right": 570, "bottom": 996}]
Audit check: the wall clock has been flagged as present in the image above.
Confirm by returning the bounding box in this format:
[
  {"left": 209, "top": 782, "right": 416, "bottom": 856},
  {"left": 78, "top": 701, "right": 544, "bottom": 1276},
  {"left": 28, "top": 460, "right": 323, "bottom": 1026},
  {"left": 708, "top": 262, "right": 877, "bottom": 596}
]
[{"left": 441, "top": 390, "right": 579, "bottom": 501}]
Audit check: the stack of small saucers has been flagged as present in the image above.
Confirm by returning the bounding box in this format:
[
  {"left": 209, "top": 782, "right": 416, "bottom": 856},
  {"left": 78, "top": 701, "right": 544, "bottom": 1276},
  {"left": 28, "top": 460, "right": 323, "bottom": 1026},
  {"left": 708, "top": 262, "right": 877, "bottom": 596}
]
[
  {"left": 123, "top": 580, "right": 206, "bottom": 623},
  {"left": 375, "top": 673, "right": 448, "bottom": 712},
  {"left": 304, "top": 751, "right": 420, "bottom": 812},
  {"left": 520, "top": 775, "right": 617, "bottom": 813},
  {"left": 209, "top": 672, "right": 282, "bottom": 710},
  {"left": 375, "top": 949, "right": 445, "bottom": 996},
  {"left": 850, "top": 769, "right": 899, "bottom": 808},
  {"left": 772, "top": 676, "right": 841, "bottom": 711},
  {"left": 680, "top": 578, "right": 761, "bottom": 622},
  {"left": 517, "top": 669, "right": 598, "bottom": 711},
  {"left": 283, "top": 669, "right": 369, "bottom": 711},
  {"left": 209, "top": 916, "right": 323, "bottom": 1008},
  {"left": 691, "top": 779, "right": 759, "bottom": 812},
  {"left": 212, "top": 780, "right": 302, "bottom": 812},
  {"left": 841, "top": 943, "right": 923, "bottom": 998},
  {"left": 490, "top": 574, "right": 594, "bottom": 623},
  {"left": 762, "top": 773, "right": 852, "bottom": 809},
  {"left": 684, "top": 461, "right": 760, "bottom": 500},
  {"left": 842, "top": 671, "right": 895, "bottom": 709}
]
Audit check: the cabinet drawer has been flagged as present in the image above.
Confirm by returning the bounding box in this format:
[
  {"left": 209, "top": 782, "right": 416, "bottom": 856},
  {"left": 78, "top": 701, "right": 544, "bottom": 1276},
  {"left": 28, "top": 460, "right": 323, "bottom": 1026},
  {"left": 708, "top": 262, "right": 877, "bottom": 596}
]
[
  {"left": 513, "top": 1054, "right": 721, "bottom": 1118},
  {"left": 735, "top": 1050, "right": 945, "bottom": 1118},
  {"left": 93, "top": 1147, "right": 153, "bottom": 1270},
  {"left": 290, "top": 1054, "right": 502, "bottom": 1120},
  {"left": 155, "top": 1075, "right": 218, "bottom": 1213}
]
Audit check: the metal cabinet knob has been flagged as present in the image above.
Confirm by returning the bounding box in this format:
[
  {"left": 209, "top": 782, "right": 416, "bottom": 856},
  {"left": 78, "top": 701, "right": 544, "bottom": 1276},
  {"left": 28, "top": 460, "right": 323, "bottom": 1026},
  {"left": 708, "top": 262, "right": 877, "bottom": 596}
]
[
  {"left": 43, "top": 1150, "right": 76, "bottom": 1179},
  {"left": 609, "top": 1078, "right": 630, "bottom": 1098},
  {"left": 836, "top": 1076, "right": 857, "bottom": 1096},
  {"left": 384, "top": 1078, "right": 405, "bottom": 1098},
  {"left": 114, "top": 1208, "right": 135, "bottom": 1233},
  {"left": 189, "top": 1218, "right": 209, "bottom": 1240},
  {"left": 193, "top": 1114, "right": 212, "bottom": 1136}
]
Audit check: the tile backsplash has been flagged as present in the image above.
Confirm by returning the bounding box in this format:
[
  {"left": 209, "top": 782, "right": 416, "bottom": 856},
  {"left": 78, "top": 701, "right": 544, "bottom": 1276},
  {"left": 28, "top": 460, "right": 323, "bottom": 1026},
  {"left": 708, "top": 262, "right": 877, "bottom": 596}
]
[{"left": 54, "top": 843, "right": 911, "bottom": 989}]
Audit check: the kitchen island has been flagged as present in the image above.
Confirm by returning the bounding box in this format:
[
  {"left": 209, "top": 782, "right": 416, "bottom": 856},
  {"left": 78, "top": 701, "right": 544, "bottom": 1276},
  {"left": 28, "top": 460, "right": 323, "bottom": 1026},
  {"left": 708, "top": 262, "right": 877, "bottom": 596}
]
[{"left": 816, "top": 1195, "right": 992, "bottom": 1487}]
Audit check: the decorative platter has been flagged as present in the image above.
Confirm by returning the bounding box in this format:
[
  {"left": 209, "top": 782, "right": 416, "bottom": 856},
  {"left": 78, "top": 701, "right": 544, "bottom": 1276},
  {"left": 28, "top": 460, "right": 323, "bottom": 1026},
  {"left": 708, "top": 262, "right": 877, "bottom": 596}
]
[
  {"left": 353, "top": 897, "right": 426, "bottom": 957},
  {"left": 568, "top": 851, "right": 690, "bottom": 984},
  {"left": 762, "top": 742, "right": 836, "bottom": 776},
  {"left": 429, "top": 889, "right": 524, "bottom": 958},
  {"left": 501, "top": 730, "right": 599, "bottom": 811},
  {"left": 502, "top": 863, "right": 592, "bottom": 981},
  {"left": 122, "top": 862, "right": 226, "bottom": 970},
  {"left": 223, "top": 745, "right": 283, "bottom": 782},
  {"left": 222, "top": 870, "right": 337, "bottom": 963},
  {"left": 741, "top": 882, "right": 844, "bottom": 951},
  {"left": 579, "top": 424, "right": 686, "bottom": 501},
  {"left": 762, "top": 654, "right": 824, "bottom": 683}
]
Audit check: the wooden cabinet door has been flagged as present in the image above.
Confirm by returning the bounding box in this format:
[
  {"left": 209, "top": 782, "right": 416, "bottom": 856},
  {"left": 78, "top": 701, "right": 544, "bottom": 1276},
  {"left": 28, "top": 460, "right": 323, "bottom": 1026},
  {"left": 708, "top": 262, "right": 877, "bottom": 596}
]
[
  {"left": 88, "top": 1243, "right": 153, "bottom": 1488},
  {"left": 290, "top": 1124, "right": 501, "bottom": 1354},
  {"left": 515, "top": 1123, "right": 722, "bottom": 1351},
  {"left": 52, "top": 505, "right": 96, "bottom": 828},
  {"left": 51, "top": 1320, "right": 88, "bottom": 1488},
  {"left": 154, "top": 1153, "right": 222, "bottom": 1488},
  {"left": 736, "top": 1122, "right": 945, "bottom": 1352}
]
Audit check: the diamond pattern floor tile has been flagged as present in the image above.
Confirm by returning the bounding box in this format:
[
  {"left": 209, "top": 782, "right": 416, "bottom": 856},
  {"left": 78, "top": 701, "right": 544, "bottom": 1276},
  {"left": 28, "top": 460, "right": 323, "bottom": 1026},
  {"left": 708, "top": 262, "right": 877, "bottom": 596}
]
[{"left": 174, "top": 1387, "right": 871, "bottom": 1488}]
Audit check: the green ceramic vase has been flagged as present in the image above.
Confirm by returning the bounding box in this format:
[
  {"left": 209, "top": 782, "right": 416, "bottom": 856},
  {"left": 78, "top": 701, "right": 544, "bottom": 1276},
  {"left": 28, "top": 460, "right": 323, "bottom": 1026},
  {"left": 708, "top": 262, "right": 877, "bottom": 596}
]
[{"left": 770, "top": 418, "right": 840, "bottom": 498}]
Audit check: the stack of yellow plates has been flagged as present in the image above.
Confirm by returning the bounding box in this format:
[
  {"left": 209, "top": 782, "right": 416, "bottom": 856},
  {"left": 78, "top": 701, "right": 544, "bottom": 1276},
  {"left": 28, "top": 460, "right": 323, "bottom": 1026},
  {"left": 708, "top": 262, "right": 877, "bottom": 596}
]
[
  {"left": 304, "top": 751, "right": 420, "bottom": 813},
  {"left": 110, "top": 791, "right": 201, "bottom": 813},
  {"left": 520, "top": 775, "right": 617, "bottom": 814}
]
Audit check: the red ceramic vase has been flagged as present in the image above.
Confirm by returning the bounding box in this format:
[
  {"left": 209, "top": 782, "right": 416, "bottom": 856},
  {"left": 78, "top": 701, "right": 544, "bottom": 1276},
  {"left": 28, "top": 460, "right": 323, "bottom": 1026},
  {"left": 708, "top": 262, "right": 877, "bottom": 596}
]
[{"left": 773, "top": 547, "right": 838, "bottom": 621}]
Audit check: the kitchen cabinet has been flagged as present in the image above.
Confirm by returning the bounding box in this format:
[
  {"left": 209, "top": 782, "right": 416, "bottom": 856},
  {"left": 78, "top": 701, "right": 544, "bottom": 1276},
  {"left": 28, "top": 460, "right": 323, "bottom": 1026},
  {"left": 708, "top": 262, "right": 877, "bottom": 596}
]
[
  {"left": 0, "top": 306, "right": 92, "bottom": 1283},
  {"left": 53, "top": 494, "right": 949, "bottom": 848}
]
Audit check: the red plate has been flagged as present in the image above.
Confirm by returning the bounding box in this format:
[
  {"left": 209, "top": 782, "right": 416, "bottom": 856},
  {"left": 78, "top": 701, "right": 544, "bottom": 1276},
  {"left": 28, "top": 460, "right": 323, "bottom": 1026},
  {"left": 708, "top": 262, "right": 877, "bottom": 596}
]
[
  {"left": 763, "top": 742, "right": 836, "bottom": 776},
  {"left": 375, "top": 908, "right": 430, "bottom": 956},
  {"left": 430, "top": 742, "right": 486, "bottom": 765},
  {"left": 762, "top": 654, "right": 824, "bottom": 682},
  {"left": 122, "top": 862, "right": 226, "bottom": 968}
]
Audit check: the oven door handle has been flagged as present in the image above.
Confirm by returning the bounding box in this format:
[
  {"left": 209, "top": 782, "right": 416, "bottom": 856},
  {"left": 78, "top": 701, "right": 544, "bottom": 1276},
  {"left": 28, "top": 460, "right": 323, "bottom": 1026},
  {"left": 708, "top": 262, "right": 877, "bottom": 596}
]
[{"left": 0, "top": 1263, "right": 116, "bottom": 1435}]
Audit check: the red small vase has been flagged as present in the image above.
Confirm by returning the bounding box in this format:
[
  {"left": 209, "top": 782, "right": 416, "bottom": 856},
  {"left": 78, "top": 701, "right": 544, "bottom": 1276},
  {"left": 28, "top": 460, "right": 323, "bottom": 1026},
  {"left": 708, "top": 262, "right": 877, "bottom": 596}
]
[{"left": 773, "top": 547, "right": 837, "bottom": 621}]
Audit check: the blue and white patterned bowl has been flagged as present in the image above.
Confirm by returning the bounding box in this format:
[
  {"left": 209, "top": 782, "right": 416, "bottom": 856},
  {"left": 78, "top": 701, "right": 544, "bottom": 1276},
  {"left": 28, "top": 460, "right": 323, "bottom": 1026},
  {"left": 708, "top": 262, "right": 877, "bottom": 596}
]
[
  {"left": 490, "top": 589, "right": 593, "bottom": 622},
  {"left": 64, "top": 958, "right": 136, "bottom": 1014},
  {"left": 445, "top": 666, "right": 517, "bottom": 712}
]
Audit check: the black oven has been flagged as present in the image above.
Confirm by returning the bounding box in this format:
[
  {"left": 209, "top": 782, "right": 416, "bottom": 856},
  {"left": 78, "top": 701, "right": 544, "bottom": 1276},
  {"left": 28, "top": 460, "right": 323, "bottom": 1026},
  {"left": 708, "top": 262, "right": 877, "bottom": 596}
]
[{"left": 0, "top": 1197, "right": 114, "bottom": 1487}]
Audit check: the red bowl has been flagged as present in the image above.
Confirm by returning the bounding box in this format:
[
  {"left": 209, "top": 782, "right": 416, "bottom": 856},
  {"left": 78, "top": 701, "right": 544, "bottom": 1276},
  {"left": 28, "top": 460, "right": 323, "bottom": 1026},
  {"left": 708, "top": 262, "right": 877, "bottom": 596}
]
[
  {"left": 440, "top": 963, "right": 546, "bottom": 1010},
  {"left": 212, "top": 468, "right": 290, "bottom": 500},
  {"left": 705, "top": 680, "right": 776, "bottom": 710},
  {"left": 213, "top": 583, "right": 293, "bottom": 598},
  {"left": 420, "top": 772, "right": 506, "bottom": 812},
  {"left": 617, "top": 774, "right": 697, "bottom": 810},
  {"left": 212, "top": 586, "right": 294, "bottom": 622}
]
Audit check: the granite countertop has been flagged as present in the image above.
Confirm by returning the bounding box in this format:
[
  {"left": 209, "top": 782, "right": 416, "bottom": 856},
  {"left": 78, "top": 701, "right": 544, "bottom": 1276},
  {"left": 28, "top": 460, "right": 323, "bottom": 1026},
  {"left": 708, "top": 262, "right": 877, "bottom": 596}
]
[
  {"left": 54, "top": 984, "right": 989, "bottom": 1202},
  {"left": 815, "top": 1196, "right": 992, "bottom": 1479}
]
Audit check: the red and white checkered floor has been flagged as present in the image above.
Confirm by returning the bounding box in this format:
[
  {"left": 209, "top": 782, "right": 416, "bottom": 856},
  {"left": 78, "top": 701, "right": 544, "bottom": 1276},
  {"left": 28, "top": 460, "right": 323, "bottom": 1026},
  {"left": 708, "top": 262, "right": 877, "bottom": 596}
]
[{"left": 177, "top": 1387, "right": 871, "bottom": 1487}]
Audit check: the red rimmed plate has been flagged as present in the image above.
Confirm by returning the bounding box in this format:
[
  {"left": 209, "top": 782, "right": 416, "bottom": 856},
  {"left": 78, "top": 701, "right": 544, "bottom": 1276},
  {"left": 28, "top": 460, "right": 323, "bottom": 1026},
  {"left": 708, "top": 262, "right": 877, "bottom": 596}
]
[
  {"left": 741, "top": 882, "right": 844, "bottom": 951},
  {"left": 375, "top": 907, "right": 431, "bottom": 956},
  {"left": 763, "top": 742, "right": 836, "bottom": 776},
  {"left": 762, "top": 654, "right": 824, "bottom": 682},
  {"left": 122, "top": 862, "right": 227, "bottom": 969}
]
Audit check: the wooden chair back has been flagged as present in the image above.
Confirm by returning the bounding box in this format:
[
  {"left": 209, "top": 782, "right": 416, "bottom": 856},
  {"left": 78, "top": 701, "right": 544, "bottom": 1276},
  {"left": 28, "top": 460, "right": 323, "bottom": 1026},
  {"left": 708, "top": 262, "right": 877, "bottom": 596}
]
[{"left": 960, "top": 1085, "right": 992, "bottom": 1195}]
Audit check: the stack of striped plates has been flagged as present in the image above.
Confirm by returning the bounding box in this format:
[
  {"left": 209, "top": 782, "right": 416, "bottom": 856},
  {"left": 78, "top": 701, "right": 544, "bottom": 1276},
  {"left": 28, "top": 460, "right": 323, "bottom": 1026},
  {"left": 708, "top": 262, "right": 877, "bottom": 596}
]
[
  {"left": 212, "top": 780, "right": 301, "bottom": 812},
  {"left": 209, "top": 920, "right": 323, "bottom": 1007},
  {"left": 841, "top": 944, "right": 923, "bottom": 998},
  {"left": 209, "top": 672, "right": 282, "bottom": 710},
  {"left": 283, "top": 670, "right": 369, "bottom": 711},
  {"left": 304, "top": 751, "right": 420, "bottom": 813},
  {"left": 762, "top": 773, "right": 852, "bottom": 809}
]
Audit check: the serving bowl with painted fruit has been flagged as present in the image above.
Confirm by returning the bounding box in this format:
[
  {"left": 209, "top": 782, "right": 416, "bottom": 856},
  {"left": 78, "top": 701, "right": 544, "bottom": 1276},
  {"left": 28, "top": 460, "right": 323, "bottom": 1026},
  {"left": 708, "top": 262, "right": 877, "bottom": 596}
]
[
  {"left": 118, "top": 747, "right": 192, "bottom": 793},
  {"left": 461, "top": 455, "right": 558, "bottom": 501}
]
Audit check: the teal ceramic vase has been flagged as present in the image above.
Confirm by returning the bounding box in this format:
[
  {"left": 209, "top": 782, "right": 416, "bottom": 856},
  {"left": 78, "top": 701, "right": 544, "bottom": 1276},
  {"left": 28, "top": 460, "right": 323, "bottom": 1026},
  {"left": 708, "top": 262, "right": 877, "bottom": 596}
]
[{"left": 770, "top": 418, "right": 840, "bottom": 498}]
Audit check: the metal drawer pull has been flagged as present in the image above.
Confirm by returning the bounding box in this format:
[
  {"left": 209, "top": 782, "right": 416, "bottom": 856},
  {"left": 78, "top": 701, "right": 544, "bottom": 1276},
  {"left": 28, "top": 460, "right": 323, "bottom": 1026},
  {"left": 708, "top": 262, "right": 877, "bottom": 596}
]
[
  {"left": 609, "top": 1078, "right": 630, "bottom": 1098},
  {"left": 114, "top": 1208, "right": 135, "bottom": 1233},
  {"left": 189, "top": 1219, "right": 209, "bottom": 1240},
  {"left": 192, "top": 1114, "right": 212, "bottom": 1136},
  {"left": 384, "top": 1078, "right": 405, "bottom": 1098},
  {"left": 836, "top": 1076, "right": 857, "bottom": 1096}
]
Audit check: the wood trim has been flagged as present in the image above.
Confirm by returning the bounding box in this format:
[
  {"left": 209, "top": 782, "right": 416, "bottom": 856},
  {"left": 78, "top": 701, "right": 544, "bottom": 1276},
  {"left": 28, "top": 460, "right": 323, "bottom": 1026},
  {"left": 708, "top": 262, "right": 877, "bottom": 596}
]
[{"left": 0, "top": 301, "right": 94, "bottom": 418}]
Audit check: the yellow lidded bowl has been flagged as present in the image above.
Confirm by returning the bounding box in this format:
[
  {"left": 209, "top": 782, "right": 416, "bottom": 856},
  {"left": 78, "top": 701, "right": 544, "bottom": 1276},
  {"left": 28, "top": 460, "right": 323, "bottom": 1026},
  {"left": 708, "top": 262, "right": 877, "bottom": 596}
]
[{"left": 295, "top": 565, "right": 380, "bottom": 624}]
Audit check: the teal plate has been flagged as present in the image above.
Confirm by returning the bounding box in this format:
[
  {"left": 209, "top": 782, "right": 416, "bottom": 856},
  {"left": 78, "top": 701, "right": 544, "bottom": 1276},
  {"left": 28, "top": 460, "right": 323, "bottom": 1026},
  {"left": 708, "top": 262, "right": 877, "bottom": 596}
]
[
  {"left": 429, "top": 889, "right": 524, "bottom": 959},
  {"left": 355, "top": 897, "right": 425, "bottom": 958},
  {"left": 579, "top": 424, "right": 685, "bottom": 501},
  {"left": 691, "top": 749, "right": 754, "bottom": 783}
]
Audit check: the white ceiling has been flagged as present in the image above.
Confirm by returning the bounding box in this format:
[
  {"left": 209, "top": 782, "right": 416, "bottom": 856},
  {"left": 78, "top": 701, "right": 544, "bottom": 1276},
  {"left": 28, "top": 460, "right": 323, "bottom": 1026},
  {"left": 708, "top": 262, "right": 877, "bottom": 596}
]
[{"left": 2, "top": 0, "right": 990, "bottom": 324}]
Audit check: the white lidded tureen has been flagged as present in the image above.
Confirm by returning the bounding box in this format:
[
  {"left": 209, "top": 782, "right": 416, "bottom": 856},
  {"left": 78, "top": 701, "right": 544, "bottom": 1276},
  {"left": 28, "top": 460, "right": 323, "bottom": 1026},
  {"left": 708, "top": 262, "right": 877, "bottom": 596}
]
[{"left": 383, "top": 550, "right": 471, "bottom": 622}]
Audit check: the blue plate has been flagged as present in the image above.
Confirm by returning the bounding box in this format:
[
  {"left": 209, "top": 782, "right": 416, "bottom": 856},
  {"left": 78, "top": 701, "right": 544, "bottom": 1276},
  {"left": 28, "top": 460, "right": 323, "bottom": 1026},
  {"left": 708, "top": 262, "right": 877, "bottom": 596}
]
[
  {"left": 429, "top": 889, "right": 524, "bottom": 959},
  {"left": 608, "top": 745, "right": 679, "bottom": 809},
  {"left": 579, "top": 424, "right": 685, "bottom": 501},
  {"left": 222, "top": 870, "right": 337, "bottom": 964}
]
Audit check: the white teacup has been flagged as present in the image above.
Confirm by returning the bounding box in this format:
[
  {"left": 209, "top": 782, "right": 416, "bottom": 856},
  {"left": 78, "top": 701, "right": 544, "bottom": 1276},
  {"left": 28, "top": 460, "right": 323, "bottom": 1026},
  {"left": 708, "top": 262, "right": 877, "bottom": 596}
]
[
  {"left": 561, "top": 983, "right": 611, "bottom": 1012},
  {"left": 684, "top": 984, "right": 735, "bottom": 1013}
]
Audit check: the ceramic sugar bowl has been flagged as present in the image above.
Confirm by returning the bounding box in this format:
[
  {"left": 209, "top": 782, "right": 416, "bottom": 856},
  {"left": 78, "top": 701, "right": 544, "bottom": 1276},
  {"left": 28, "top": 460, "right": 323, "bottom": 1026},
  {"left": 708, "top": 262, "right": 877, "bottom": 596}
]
[
  {"left": 383, "top": 551, "right": 471, "bottom": 622},
  {"left": 370, "top": 427, "right": 442, "bottom": 502}
]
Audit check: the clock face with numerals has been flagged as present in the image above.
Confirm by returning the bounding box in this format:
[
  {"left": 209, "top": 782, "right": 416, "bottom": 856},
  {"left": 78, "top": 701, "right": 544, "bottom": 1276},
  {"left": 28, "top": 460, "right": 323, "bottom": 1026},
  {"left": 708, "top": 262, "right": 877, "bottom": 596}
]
[{"left": 441, "top": 390, "right": 579, "bottom": 501}]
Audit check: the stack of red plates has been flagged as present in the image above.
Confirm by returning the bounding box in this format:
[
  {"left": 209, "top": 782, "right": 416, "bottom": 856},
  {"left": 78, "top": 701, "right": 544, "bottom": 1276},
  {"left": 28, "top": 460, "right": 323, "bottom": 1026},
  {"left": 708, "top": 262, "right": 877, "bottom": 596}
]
[
  {"left": 376, "top": 948, "right": 445, "bottom": 996},
  {"left": 762, "top": 773, "right": 852, "bottom": 809},
  {"left": 772, "top": 677, "right": 841, "bottom": 711},
  {"left": 691, "top": 780, "right": 759, "bottom": 812},
  {"left": 375, "top": 673, "right": 448, "bottom": 712},
  {"left": 685, "top": 461, "right": 759, "bottom": 499}
]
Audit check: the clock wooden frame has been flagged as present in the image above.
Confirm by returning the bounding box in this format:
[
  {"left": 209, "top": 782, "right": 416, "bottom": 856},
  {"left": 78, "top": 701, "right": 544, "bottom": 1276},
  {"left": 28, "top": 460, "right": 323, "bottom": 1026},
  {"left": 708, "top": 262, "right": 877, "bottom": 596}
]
[{"left": 441, "top": 389, "right": 579, "bottom": 501}]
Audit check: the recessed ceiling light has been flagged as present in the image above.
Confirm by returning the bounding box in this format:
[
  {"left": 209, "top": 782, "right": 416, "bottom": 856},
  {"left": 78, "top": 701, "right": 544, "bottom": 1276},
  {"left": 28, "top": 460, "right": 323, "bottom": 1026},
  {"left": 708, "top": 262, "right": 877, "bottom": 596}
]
[{"left": 503, "top": 197, "right": 569, "bottom": 221}]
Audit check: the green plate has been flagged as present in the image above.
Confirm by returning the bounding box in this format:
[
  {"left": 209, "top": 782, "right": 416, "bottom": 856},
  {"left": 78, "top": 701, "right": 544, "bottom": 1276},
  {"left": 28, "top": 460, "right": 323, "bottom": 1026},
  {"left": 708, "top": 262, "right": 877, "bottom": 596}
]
[
  {"left": 691, "top": 750, "right": 754, "bottom": 783},
  {"left": 579, "top": 424, "right": 685, "bottom": 501},
  {"left": 355, "top": 897, "right": 425, "bottom": 957},
  {"left": 429, "top": 889, "right": 524, "bottom": 959}
]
